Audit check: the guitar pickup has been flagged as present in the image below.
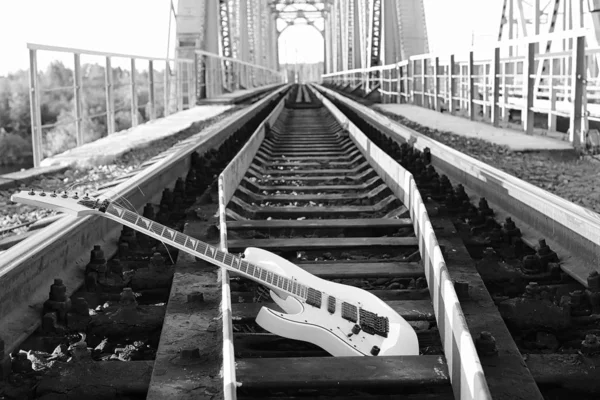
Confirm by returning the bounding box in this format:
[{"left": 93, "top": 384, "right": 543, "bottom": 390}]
[{"left": 306, "top": 287, "right": 322, "bottom": 308}]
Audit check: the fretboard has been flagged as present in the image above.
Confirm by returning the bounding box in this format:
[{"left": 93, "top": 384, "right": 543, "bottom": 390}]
[{"left": 106, "top": 203, "right": 308, "bottom": 298}]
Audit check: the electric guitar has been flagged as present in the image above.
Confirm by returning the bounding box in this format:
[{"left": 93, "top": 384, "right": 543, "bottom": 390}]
[{"left": 11, "top": 190, "right": 419, "bottom": 357}]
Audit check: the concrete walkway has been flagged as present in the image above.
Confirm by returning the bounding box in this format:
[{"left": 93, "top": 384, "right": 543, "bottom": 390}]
[
  {"left": 375, "top": 104, "right": 573, "bottom": 152},
  {"left": 40, "top": 105, "right": 233, "bottom": 168}
]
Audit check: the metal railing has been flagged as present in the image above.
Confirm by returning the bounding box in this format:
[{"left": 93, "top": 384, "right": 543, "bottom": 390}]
[
  {"left": 322, "top": 29, "right": 593, "bottom": 148},
  {"left": 27, "top": 43, "right": 196, "bottom": 167},
  {"left": 195, "top": 49, "right": 285, "bottom": 99},
  {"left": 27, "top": 44, "right": 286, "bottom": 168}
]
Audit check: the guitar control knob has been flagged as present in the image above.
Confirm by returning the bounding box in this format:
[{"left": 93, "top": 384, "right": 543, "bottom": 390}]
[
  {"left": 370, "top": 346, "right": 380, "bottom": 356},
  {"left": 352, "top": 324, "right": 361, "bottom": 334}
]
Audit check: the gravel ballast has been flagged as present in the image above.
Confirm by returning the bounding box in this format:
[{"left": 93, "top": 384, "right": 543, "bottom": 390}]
[{"left": 1, "top": 107, "right": 242, "bottom": 240}]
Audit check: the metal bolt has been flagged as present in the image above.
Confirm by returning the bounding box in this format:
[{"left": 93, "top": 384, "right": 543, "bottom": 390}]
[
  {"left": 588, "top": 271, "right": 600, "bottom": 293},
  {"left": 581, "top": 334, "right": 600, "bottom": 356},
  {"left": 475, "top": 331, "right": 498, "bottom": 356},
  {"left": 119, "top": 288, "right": 137, "bottom": 308},
  {"left": 537, "top": 239, "right": 550, "bottom": 256},
  {"left": 181, "top": 347, "right": 201, "bottom": 359},
  {"left": 525, "top": 282, "right": 539, "bottom": 297},
  {"left": 454, "top": 281, "right": 469, "bottom": 299},
  {"left": 187, "top": 293, "right": 205, "bottom": 303}
]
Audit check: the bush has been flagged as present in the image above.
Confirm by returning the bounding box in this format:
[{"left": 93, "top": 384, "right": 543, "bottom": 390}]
[
  {"left": 0, "top": 129, "right": 32, "bottom": 165},
  {"left": 43, "top": 109, "right": 104, "bottom": 157}
]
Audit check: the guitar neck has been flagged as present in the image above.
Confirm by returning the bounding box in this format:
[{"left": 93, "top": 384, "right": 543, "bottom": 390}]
[{"left": 105, "top": 203, "right": 308, "bottom": 299}]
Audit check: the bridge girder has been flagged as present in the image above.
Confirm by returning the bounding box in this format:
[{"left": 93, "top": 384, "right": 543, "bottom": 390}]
[{"left": 175, "top": 0, "right": 429, "bottom": 79}]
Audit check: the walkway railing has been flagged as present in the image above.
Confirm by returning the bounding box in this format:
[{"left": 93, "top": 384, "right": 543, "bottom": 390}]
[
  {"left": 27, "top": 43, "right": 196, "bottom": 167},
  {"left": 322, "top": 29, "right": 592, "bottom": 148},
  {"left": 195, "top": 50, "right": 285, "bottom": 99},
  {"left": 27, "top": 44, "right": 285, "bottom": 167}
]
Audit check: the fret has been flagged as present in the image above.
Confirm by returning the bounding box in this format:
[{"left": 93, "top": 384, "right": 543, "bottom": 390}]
[
  {"left": 149, "top": 222, "right": 162, "bottom": 236},
  {"left": 292, "top": 281, "right": 298, "bottom": 295},
  {"left": 260, "top": 269, "right": 267, "bottom": 283},
  {"left": 253, "top": 266, "right": 261, "bottom": 279},
  {"left": 246, "top": 263, "right": 254, "bottom": 276},
  {"left": 224, "top": 253, "right": 235, "bottom": 268},
  {"left": 119, "top": 210, "right": 132, "bottom": 222},
  {"left": 266, "top": 272, "right": 273, "bottom": 285},
  {"left": 283, "top": 278, "right": 290, "bottom": 292},
  {"left": 274, "top": 275, "right": 280, "bottom": 288},
  {"left": 183, "top": 236, "right": 189, "bottom": 248},
  {"left": 136, "top": 216, "right": 149, "bottom": 230},
  {"left": 174, "top": 232, "right": 186, "bottom": 245},
  {"left": 162, "top": 227, "right": 175, "bottom": 241},
  {"left": 240, "top": 261, "right": 249, "bottom": 274},
  {"left": 215, "top": 250, "right": 226, "bottom": 263},
  {"left": 196, "top": 241, "right": 206, "bottom": 255},
  {"left": 186, "top": 238, "right": 196, "bottom": 252},
  {"left": 132, "top": 214, "right": 140, "bottom": 226}
]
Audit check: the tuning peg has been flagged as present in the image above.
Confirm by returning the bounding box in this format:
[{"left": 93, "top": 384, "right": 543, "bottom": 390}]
[
  {"left": 61, "top": 191, "right": 68, "bottom": 198},
  {"left": 50, "top": 190, "right": 57, "bottom": 198},
  {"left": 72, "top": 192, "right": 79, "bottom": 199},
  {"left": 28, "top": 188, "right": 35, "bottom": 195},
  {"left": 39, "top": 190, "right": 46, "bottom": 197},
  {"left": 83, "top": 193, "right": 90, "bottom": 200}
]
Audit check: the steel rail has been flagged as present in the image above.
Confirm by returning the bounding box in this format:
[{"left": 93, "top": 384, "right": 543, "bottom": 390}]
[
  {"left": 313, "top": 83, "right": 600, "bottom": 286},
  {"left": 310, "top": 86, "right": 490, "bottom": 400},
  {"left": 218, "top": 94, "right": 287, "bottom": 400},
  {"left": 0, "top": 85, "right": 289, "bottom": 361}
]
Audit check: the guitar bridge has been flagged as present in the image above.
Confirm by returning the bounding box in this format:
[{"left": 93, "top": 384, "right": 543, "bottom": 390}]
[{"left": 359, "top": 309, "right": 389, "bottom": 338}]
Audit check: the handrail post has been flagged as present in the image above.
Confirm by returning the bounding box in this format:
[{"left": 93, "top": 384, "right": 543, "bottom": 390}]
[
  {"left": 448, "top": 54, "right": 455, "bottom": 115},
  {"left": 468, "top": 51, "right": 475, "bottom": 120},
  {"left": 433, "top": 56, "right": 440, "bottom": 111},
  {"left": 73, "top": 53, "right": 84, "bottom": 146},
  {"left": 379, "top": 68, "right": 384, "bottom": 103},
  {"left": 189, "top": 62, "right": 195, "bottom": 108},
  {"left": 409, "top": 59, "right": 415, "bottom": 104},
  {"left": 164, "top": 62, "right": 170, "bottom": 117},
  {"left": 176, "top": 61, "right": 182, "bottom": 111},
  {"left": 105, "top": 56, "right": 115, "bottom": 134},
  {"left": 28, "top": 49, "right": 43, "bottom": 167},
  {"left": 130, "top": 58, "right": 138, "bottom": 126},
  {"left": 148, "top": 60, "right": 156, "bottom": 120},
  {"left": 523, "top": 42, "right": 535, "bottom": 134},
  {"left": 422, "top": 59, "right": 427, "bottom": 108},
  {"left": 548, "top": 60, "right": 557, "bottom": 131},
  {"left": 501, "top": 61, "right": 508, "bottom": 122},
  {"left": 397, "top": 64, "right": 402, "bottom": 104},
  {"left": 491, "top": 47, "right": 501, "bottom": 126},
  {"left": 569, "top": 35, "right": 586, "bottom": 147}
]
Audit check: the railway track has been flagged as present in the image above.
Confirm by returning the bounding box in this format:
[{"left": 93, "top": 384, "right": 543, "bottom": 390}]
[
  {"left": 215, "top": 87, "right": 489, "bottom": 399},
  {"left": 2, "top": 83, "right": 600, "bottom": 399}
]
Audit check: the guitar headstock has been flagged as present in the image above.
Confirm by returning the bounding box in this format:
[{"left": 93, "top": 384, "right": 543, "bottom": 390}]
[{"left": 11, "top": 189, "right": 110, "bottom": 217}]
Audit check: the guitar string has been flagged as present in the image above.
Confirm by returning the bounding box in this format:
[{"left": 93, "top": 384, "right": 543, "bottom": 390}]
[{"left": 57, "top": 186, "right": 367, "bottom": 321}]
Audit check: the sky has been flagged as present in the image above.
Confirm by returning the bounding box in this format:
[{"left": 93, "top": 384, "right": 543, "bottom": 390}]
[{"left": 0, "top": 0, "right": 501, "bottom": 76}]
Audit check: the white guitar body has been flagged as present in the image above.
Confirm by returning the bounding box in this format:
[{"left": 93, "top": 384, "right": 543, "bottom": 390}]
[{"left": 244, "top": 247, "right": 419, "bottom": 356}]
